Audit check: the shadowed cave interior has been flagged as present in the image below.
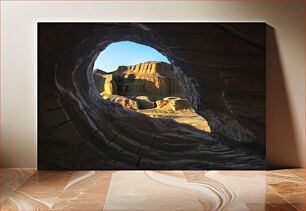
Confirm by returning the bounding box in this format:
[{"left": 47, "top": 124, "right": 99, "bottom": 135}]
[{"left": 38, "top": 23, "right": 266, "bottom": 170}]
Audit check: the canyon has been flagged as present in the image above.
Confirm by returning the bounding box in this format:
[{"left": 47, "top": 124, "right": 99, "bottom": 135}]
[{"left": 93, "top": 61, "right": 211, "bottom": 132}]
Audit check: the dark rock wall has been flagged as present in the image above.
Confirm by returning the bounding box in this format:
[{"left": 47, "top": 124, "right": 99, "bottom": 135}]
[{"left": 38, "top": 23, "right": 266, "bottom": 170}]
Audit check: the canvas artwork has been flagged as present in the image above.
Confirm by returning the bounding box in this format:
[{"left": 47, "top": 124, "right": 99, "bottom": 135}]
[{"left": 38, "top": 23, "right": 266, "bottom": 170}]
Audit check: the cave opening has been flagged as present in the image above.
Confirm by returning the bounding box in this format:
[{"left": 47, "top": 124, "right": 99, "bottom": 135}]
[
  {"left": 92, "top": 41, "right": 211, "bottom": 133},
  {"left": 38, "top": 23, "right": 266, "bottom": 170}
]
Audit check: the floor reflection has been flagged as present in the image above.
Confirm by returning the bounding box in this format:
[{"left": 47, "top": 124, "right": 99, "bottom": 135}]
[{"left": 0, "top": 169, "right": 304, "bottom": 210}]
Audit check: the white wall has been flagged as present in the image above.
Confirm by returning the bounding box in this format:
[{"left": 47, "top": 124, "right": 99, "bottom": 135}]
[{"left": 1, "top": 1, "right": 304, "bottom": 168}]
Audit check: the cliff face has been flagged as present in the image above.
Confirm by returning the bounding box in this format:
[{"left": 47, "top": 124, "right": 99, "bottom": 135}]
[
  {"left": 93, "top": 61, "right": 210, "bottom": 132},
  {"left": 94, "top": 61, "right": 182, "bottom": 98},
  {"left": 93, "top": 61, "right": 189, "bottom": 111}
]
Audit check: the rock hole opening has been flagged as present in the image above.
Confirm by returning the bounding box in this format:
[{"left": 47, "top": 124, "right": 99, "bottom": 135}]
[{"left": 92, "top": 41, "right": 211, "bottom": 133}]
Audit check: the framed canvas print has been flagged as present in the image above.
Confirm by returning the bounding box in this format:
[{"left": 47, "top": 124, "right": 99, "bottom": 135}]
[{"left": 38, "top": 23, "right": 266, "bottom": 170}]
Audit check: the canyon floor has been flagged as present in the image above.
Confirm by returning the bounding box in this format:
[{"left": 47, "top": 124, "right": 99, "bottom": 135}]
[{"left": 139, "top": 108, "right": 211, "bottom": 132}]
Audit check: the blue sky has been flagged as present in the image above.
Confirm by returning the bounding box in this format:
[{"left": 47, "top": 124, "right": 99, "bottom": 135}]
[{"left": 93, "top": 41, "right": 170, "bottom": 72}]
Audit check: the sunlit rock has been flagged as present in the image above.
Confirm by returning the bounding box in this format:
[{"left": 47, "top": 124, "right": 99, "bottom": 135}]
[
  {"left": 95, "top": 61, "right": 181, "bottom": 98},
  {"left": 93, "top": 61, "right": 211, "bottom": 133},
  {"left": 134, "top": 96, "right": 156, "bottom": 109},
  {"left": 103, "top": 95, "right": 138, "bottom": 110},
  {"left": 93, "top": 71, "right": 117, "bottom": 95},
  {"left": 156, "top": 97, "right": 190, "bottom": 112}
]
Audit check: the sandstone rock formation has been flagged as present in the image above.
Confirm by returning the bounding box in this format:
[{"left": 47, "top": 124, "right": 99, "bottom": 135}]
[
  {"left": 156, "top": 97, "right": 190, "bottom": 112},
  {"left": 93, "top": 61, "right": 211, "bottom": 132},
  {"left": 135, "top": 96, "right": 155, "bottom": 109},
  {"left": 95, "top": 61, "right": 181, "bottom": 97},
  {"left": 93, "top": 61, "right": 190, "bottom": 112},
  {"left": 102, "top": 95, "right": 138, "bottom": 110},
  {"left": 93, "top": 70, "right": 117, "bottom": 95},
  {"left": 38, "top": 23, "right": 266, "bottom": 170}
]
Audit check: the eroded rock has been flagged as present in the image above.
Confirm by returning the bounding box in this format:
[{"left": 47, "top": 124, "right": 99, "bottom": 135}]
[
  {"left": 135, "top": 96, "right": 156, "bottom": 109},
  {"left": 93, "top": 61, "right": 210, "bottom": 133},
  {"left": 102, "top": 95, "right": 139, "bottom": 110},
  {"left": 156, "top": 97, "right": 190, "bottom": 112},
  {"left": 94, "top": 61, "right": 182, "bottom": 98},
  {"left": 93, "top": 61, "right": 193, "bottom": 112}
]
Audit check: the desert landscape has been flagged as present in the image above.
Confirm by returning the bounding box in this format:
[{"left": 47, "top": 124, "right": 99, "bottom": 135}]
[{"left": 93, "top": 61, "right": 211, "bottom": 132}]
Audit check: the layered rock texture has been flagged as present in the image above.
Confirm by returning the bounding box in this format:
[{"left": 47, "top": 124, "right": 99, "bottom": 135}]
[
  {"left": 93, "top": 61, "right": 210, "bottom": 132},
  {"left": 38, "top": 23, "right": 266, "bottom": 170},
  {"left": 93, "top": 62, "right": 184, "bottom": 108},
  {"left": 111, "top": 61, "right": 181, "bottom": 97}
]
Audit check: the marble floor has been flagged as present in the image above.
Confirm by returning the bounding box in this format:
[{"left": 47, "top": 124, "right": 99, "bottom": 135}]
[{"left": 0, "top": 169, "right": 304, "bottom": 211}]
